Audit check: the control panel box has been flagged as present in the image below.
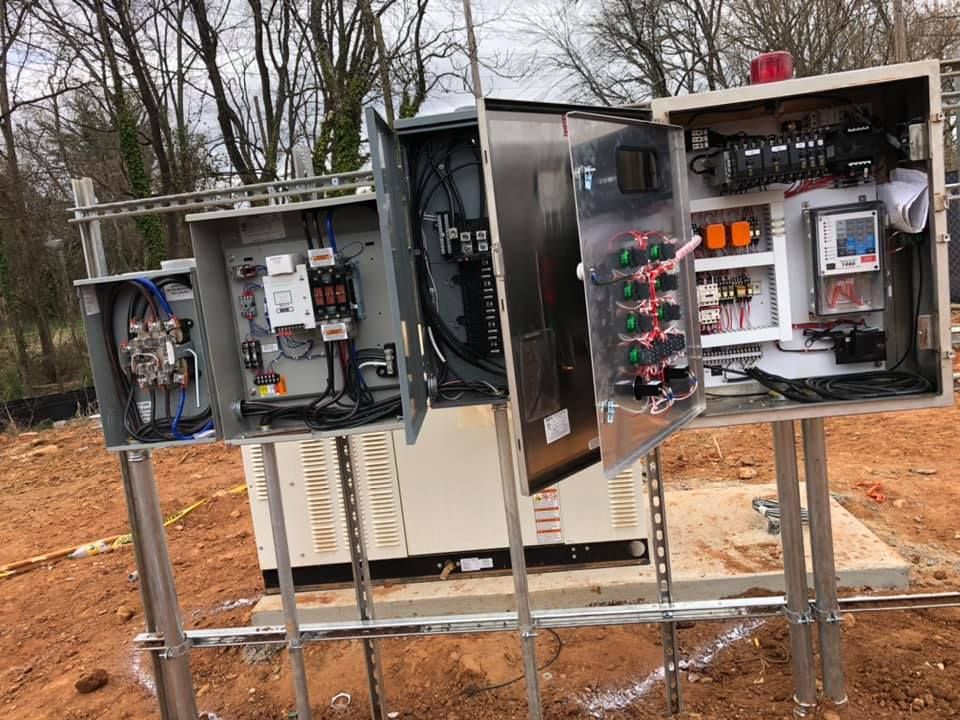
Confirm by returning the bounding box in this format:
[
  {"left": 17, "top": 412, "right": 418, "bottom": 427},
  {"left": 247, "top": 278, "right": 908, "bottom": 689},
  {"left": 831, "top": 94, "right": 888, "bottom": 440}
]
[
  {"left": 188, "top": 195, "right": 427, "bottom": 444},
  {"left": 651, "top": 59, "right": 952, "bottom": 425},
  {"left": 75, "top": 266, "right": 216, "bottom": 451}
]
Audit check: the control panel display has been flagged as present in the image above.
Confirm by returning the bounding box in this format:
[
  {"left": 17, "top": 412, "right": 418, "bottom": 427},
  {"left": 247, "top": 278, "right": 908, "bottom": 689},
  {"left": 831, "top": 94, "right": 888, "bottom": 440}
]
[{"left": 816, "top": 209, "right": 880, "bottom": 277}]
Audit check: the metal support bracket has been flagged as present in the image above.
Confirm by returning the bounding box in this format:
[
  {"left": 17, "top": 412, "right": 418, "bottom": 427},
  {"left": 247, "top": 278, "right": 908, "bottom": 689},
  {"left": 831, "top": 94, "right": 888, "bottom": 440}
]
[
  {"left": 161, "top": 638, "right": 192, "bottom": 659},
  {"left": 335, "top": 436, "right": 388, "bottom": 720},
  {"left": 782, "top": 607, "right": 815, "bottom": 625},
  {"left": 645, "top": 449, "right": 682, "bottom": 717},
  {"left": 812, "top": 606, "right": 842, "bottom": 624}
]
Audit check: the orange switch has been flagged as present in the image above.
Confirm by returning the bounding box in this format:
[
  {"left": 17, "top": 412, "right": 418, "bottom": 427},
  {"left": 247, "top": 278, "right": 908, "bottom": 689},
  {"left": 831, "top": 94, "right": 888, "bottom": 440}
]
[
  {"left": 730, "top": 221, "right": 752, "bottom": 247},
  {"left": 704, "top": 223, "right": 726, "bottom": 250}
]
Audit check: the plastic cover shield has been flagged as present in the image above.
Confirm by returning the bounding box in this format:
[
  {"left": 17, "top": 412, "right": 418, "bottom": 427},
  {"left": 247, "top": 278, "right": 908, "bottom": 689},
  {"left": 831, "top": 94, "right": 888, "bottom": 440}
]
[
  {"left": 566, "top": 112, "right": 705, "bottom": 478},
  {"left": 365, "top": 107, "right": 428, "bottom": 443}
]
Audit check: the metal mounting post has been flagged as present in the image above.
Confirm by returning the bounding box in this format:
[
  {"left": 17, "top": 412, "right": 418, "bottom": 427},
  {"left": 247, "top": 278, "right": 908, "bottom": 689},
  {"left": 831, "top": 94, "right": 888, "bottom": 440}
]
[
  {"left": 261, "top": 443, "right": 313, "bottom": 719},
  {"left": 801, "top": 418, "right": 847, "bottom": 705},
  {"left": 645, "top": 448, "right": 682, "bottom": 716},
  {"left": 73, "top": 179, "right": 189, "bottom": 719},
  {"left": 772, "top": 422, "right": 818, "bottom": 717},
  {"left": 493, "top": 404, "right": 543, "bottom": 720},
  {"left": 118, "top": 455, "right": 173, "bottom": 719},
  {"left": 334, "top": 436, "right": 388, "bottom": 720},
  {"left": 127, "top": 450, "right": 199, "bottom": 720}
]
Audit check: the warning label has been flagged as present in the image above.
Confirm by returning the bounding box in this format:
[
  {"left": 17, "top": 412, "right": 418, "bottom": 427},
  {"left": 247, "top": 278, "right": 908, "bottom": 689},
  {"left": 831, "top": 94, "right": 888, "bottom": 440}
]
[
  {"left": 533, "top": 487, "right": 562, "bottom": 545},
  {"left": 543, "top": 408, "right": 571, "bottom": 445}
]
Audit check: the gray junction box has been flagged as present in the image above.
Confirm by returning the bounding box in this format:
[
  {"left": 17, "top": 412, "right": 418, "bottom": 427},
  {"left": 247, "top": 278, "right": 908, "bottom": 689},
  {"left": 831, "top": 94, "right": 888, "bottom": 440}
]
[{"left": 75, "top": 267, "right": 216, "bottom": 451}]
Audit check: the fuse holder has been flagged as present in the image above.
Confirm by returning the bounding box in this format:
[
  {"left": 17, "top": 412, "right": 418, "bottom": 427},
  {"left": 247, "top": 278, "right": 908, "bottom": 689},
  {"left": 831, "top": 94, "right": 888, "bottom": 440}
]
[
  {"left": 704, "top": 224, "right": 726, "bottom": 250},
  {"left": 730, "top": 221, "right": 752, "bottom": 247}
]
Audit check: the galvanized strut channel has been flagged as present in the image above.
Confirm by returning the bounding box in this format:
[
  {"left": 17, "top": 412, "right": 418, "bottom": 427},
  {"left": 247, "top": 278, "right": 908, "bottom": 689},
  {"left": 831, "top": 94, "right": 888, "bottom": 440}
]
[
  {"left": 67, "top": 171, "right": 375, "bottom": 223},
  {"left": 645, "top": 449, "right": 682, "bottom": 716},
  {"left": 134, "top": 592, "right": 960, "bottom": 651},
  {"left": 335, "top": 436, "right": 389, "bottom": 720}
]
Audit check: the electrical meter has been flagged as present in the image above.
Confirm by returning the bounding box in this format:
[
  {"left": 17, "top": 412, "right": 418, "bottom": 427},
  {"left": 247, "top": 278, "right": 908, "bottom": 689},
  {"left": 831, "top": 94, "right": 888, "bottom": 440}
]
[{"left": 809, "top": 201, "right": 885, "bottom": 317}]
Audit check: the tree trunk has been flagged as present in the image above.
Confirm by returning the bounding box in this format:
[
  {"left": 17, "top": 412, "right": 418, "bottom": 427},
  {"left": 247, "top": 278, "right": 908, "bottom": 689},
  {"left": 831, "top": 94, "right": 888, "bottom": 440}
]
[{"left": 33, "top": 301, "right": 59, "bottom": 387}]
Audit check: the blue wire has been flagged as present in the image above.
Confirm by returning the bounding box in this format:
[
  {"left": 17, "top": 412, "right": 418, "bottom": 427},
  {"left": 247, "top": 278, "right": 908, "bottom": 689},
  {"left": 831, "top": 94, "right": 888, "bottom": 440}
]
[
  {"left": 172, "top": 388, "right": 214, "bottom": 440},
  {"left": 133, "top": 278, "right": 174, "bottom": 317},
  {"left": 171, "top": 387, "right": 188, "bottom": 440},
  {"left": 349, "top": 342, "right": 366, "bottom": 388},
  {"left": 326, "top": 211, "right": 338, "bottom": 252}
]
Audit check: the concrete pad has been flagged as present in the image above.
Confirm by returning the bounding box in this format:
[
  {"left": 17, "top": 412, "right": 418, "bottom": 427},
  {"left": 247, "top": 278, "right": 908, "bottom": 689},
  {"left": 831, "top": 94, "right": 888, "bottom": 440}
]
[{"left": 252, "top": 482, "right": 908, "bottom": 625}]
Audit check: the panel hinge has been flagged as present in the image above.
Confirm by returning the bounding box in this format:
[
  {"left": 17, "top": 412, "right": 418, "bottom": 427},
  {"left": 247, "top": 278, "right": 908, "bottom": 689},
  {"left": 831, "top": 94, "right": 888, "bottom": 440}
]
[
  {"left": 937, "top": 232, "right": 951, "bottom": 244},
  {"left": 930, "top": 111, "right": 945, "bottom": 123},
  {"left": 934, "top": 193, "right": 947, "bottom": 212}
]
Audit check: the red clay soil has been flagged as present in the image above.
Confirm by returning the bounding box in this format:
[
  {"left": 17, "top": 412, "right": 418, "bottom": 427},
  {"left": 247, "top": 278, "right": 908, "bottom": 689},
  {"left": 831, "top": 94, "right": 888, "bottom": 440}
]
[{"left": 2, "top": 395, "right": 960, "bottom": 719}]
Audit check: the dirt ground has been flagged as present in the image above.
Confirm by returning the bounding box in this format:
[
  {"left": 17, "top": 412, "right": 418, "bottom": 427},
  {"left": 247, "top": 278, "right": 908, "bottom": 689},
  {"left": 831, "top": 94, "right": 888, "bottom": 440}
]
[{"left": 2, "top": 394, "right": 960, "bottom": 719}]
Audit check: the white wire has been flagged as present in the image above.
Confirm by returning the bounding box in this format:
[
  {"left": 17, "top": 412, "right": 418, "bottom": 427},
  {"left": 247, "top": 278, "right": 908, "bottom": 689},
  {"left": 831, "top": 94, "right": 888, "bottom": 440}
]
[
  {"left": 427, "top": 326, "right": 447, "bottom": 364},
  {"left": 184, "top": 348, "right": 200, "bottom": 407},
  {"left": 358, "top": 361, "right": 388, "bottom": 370}
]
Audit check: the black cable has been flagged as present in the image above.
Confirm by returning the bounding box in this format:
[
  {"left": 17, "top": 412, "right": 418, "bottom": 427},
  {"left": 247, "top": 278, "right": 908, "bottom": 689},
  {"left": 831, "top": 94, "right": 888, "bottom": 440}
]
[
  {"left": 708, "top": 365, "right": 931, "bottom": 403},
  {"left": 301, "top": 211, "right": 316, "bottom": 250},
  {"left": 463, "top": 629, "right": 563, "bottom": 696},
  {"left": 889, "top": 243, "right": 923, "bottom": 372},
  {"left": 803, "top": 371, "right": 931, "bottom": 400}
]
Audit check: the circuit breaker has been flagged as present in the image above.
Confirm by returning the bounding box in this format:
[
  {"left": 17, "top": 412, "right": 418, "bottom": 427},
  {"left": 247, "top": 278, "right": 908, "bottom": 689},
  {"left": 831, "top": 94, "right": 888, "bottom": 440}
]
[
  {"left": 76, "top": 264, "right": 216, "bottom": 450},
  {"left": 188, "top": 195, "right": 427, "bottom": 444}
]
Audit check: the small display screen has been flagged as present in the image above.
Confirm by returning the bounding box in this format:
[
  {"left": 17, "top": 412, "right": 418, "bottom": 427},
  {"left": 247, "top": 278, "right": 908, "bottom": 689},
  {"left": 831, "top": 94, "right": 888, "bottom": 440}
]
[
  {"left": 616, "top": 146, "right": 661, "bottom": 192},
  {"left": 835, "top": 216, "right": 876, "bottom": 257}
]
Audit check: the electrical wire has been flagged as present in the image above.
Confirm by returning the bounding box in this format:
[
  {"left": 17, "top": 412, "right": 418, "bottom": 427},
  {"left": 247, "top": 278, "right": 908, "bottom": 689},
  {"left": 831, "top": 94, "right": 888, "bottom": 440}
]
[
  {"left": 463, "top": 629, "right": 563, "bottom": 696},
  {"left": 889, "top": 243, "right": 923, "bottom": 371}
]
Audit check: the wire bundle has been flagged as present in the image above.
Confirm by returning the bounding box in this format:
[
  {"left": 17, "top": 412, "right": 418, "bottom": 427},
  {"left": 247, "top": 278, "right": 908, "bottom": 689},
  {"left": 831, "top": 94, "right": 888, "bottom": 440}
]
[
  {"left": 709, "top": 365, "right": 931, "bottom": 403},
  {"left": 104, "top": 275, "right": 214, "bottom": 443},
  {"left": 408, "top": 135, "right": 507, "bottom": 401},
  {"left": 239, "top": 341, "right": 403, "bottom": 430}
]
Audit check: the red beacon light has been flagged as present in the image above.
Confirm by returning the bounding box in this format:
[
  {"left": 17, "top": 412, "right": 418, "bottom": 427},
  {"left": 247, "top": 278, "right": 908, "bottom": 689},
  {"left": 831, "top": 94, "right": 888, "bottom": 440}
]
[{"left": 750, "top": 51, "right": 795, "bottom": 84}]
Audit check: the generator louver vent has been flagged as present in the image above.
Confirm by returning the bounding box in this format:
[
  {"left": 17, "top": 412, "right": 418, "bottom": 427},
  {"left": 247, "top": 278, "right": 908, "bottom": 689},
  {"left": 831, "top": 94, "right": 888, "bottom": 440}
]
[
  {"left": 352, "top": 433, "right": 403, "bottom": 548},
  {"left": 301, "top": 440, "right": 340, "bottom": 554},
  {"left": 608, "top": 467, "right": 639, "bottom": 528},
  {"left": 248, "top": 444, "right": 267, "bottom": 501}
]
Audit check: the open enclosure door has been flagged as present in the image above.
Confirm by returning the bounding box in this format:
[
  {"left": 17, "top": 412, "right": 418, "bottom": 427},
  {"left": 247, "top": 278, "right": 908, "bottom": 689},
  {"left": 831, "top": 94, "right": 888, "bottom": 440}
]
[
  {"left": 478, "top": 100, "right": 652, "bottom": 494},
  {"left": 565, "top": 112, "right": 705, "bottom": 478},
  {"left": 366, "top": 108, "right": 428, "bottom": 443}
]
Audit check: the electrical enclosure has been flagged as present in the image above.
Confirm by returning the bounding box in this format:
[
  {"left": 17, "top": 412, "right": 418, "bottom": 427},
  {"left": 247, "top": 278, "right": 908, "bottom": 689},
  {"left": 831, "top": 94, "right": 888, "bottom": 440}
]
[
  {"left": 367, "top": 108, "right": 509, "bottom": 419},
  {"left": 648, "top": 60, "right": 952, "bottom": 426},
  {"left": 188, "top": 194, "right": 427, "bottom": 444},
  {"left": 370, "top": 102, "right": 693, "bottom": 492},
  {"left": 75, "top": 266, "right": 216, "bottom": 451}
]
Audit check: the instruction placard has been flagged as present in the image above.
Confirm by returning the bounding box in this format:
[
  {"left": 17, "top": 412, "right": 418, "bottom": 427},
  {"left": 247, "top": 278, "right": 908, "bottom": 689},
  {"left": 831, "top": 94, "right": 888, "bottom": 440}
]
[{"left": 543, "top": 408, "right": 571, "bottom": 445}]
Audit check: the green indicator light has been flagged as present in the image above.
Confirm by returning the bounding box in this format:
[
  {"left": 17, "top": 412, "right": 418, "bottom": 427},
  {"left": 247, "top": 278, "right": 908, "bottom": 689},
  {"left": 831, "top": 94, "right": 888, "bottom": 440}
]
[
  {"left": 626, "top": 314, "right": 637, "bottom": 332},
  {"left": 623, "top": 281, "right": 634, "bottom": 300},
  {"left": 649, "top": 244, "right": 661, "bottom": 261},
  {"left": 618, "top": 248, "right": 632, "bottom": 267},
  {"left": 628, "top": 346, "right": 640, "bottom": 365},
  {"left": 657, "top": 305, "right": 665, "bottom": 320}
]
